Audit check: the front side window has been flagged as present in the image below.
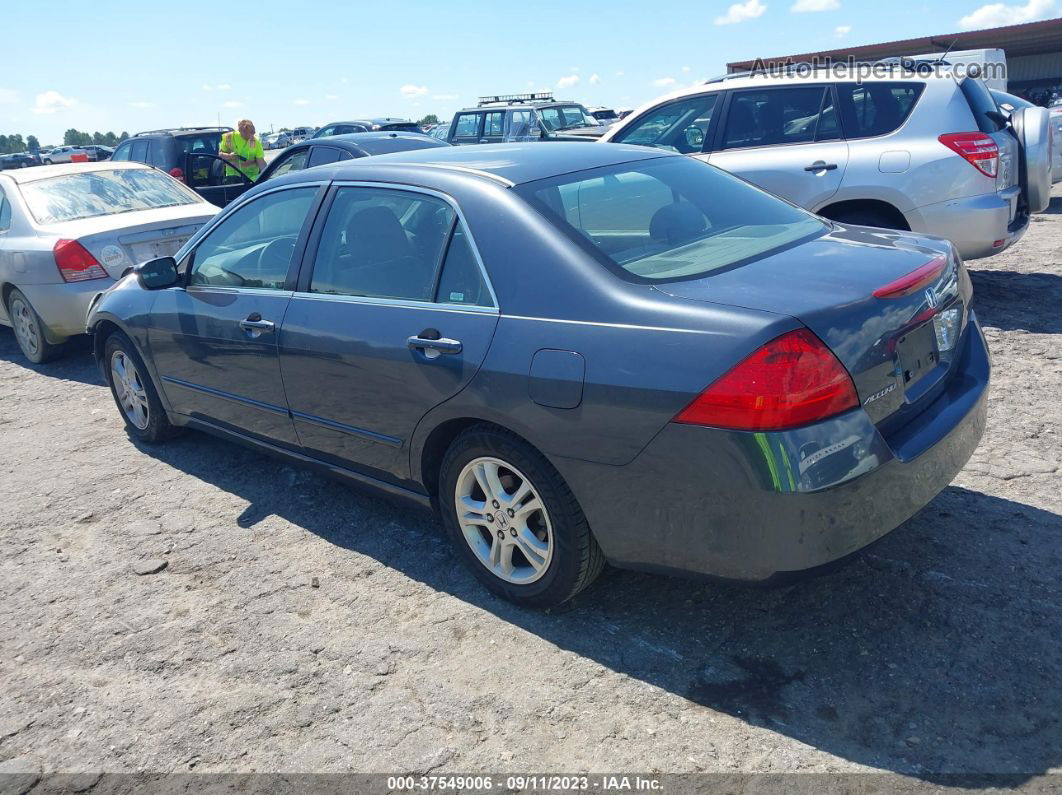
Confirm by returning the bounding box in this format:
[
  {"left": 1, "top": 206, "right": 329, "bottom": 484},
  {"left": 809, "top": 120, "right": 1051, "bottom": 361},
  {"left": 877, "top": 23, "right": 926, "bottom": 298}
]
[
  {"left": 20, "top": 168, "right": 200, "bottom": 224},
  {"left": 722, "top": 87, "right": 834, "bottom": 149},
  {"left": 190, "top": 187, "right": 317, "bottom": 289},
  {"left": 837, "top": 82, "right": 923, "bottom": 138},
  {"left": 129, "top": 140, "right": 150, "bottom": 164},
  {"left": 507, "top": 110, "right": 535, "bottom": 140},
  {"left": 614, "top": 94, "right": 719, "bottom": 153},
  {"left": 111, "top": 142, "right": 132, "bottom": 161},
  {"left": 309, "top": 187, "right": 455, "bottom": 301},
  {"left": 271, "top": 148, "right": 310, "bottom": 177},
  {"left": 516, "top": 156, "right": 824, "bottom": 283},
  {"left": 484, "top": 112, "right": 505, "bottom": 137},
  {"left": 453, "top": 113, "right": 481, "bottom": 138}
]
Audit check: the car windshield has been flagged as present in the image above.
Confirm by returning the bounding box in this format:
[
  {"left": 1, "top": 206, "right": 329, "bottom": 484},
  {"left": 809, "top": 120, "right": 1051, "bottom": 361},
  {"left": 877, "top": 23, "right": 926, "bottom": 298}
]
[
  {"left": 516, "top": 156, "right": 825, "bottom": 282},
  {"left": 539, "top": 105, "right": 599, "bottom": 131},
  {"left": 21, "top": 168, "right": 200, "bottom": 224}
]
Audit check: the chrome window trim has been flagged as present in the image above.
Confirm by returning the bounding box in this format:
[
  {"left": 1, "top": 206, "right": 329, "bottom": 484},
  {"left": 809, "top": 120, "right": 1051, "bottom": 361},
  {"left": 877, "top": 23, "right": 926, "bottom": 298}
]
[{"left": 296, "top": 180, "right": 500, "bottom": 312}]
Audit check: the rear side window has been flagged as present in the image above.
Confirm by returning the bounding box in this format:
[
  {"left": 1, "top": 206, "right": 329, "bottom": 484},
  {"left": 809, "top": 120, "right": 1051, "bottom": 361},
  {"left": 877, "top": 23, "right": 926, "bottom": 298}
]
[
  {"left": 436, "top": 226, "right": 491, "bottom": 306},
  {"left": 722, "top": 87, "right": 836, "bottom": 149},
  {"left": 0, "top": 190, "right": 11, "bottom": 231},
  {"left": 307, "top": 146, "right": 343, "bottom": 167},
  {"left": 176, "top": 134, "right": 220, "bottom": 156},
  {"left": 484, "top": 112, "right": 505, "bottom": 137},
  {"left": 837, "top": 82, "right": 924, "bottom": 139},
  {"left": 453, "top": 113, "right": 481, "bottom": 139},
  {"left": 960, "top": 77, "right": 1004, "bottom": 133},
  {"left": 614, "top": 94, "right": 719, "bottom": 154}
]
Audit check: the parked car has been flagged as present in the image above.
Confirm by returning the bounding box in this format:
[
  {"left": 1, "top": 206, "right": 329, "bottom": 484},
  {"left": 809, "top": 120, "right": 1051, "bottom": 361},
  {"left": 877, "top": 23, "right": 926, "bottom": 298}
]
[
  {"left": 0, "top": 152, "right": 40, "bottom": 169},
  {"left": 289, "top": 126, "right": 317, "bottom": 143},
  {"left": 41, "top": 146, "right": 87, "bottom": 164},
  {"left": 428, "top": 122, "right": 450, "bottom": 141},
  {"left": 588, "top": 106, "right": 620, "bottom": 123},
  {"left": 448, "top": 93, "right": 604, "bottom": 145},
  {"left": 311, "top": 121, "right": 372, "bottom": 138},
  {"left": 263, "top": 131, "right": 293, "bottom": 150},
  {"left": 78, "top": 145, "right": 114, "bottom": 162},
  {"left": 601, "top": 65, "right": 1053, "bottom": 260},
  {"left": 110, "top": 127, "right": 252, "bottom": 207},
  {"left": 993, "top": 89, "right": 1062, "bottom": 184},
  {"left": 334, "top": 118, "right": 422, "bottom": 134},
  {"left": 87, "top": 143, "right": 988, "bottom": 607},
  {"left": 0, "top": 162, "right": 218, "bottom": 363}
]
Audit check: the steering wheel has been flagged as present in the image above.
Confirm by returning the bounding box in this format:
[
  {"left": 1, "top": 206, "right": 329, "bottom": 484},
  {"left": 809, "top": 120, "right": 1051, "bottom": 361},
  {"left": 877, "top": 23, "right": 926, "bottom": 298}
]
[{"left": 258, "top": 237, "right": 296, "bottom": 280}]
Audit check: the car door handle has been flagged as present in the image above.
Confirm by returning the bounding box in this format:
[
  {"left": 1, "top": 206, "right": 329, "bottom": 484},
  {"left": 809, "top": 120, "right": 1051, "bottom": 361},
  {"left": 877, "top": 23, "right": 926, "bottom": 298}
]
[
  {"left": 240, "top": 313, "right": 274, "bottom": 332},
  {"left": 407, "top": 334, "right": 462, "bottom": 355},
  {"left": 804, "top": 161, "right": 838, "bottom": 172}
]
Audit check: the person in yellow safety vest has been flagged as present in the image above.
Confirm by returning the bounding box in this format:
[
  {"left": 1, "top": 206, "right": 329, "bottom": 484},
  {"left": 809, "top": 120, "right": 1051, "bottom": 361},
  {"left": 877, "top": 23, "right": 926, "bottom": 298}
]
[{"left": 219, "top": 119, "right": 266, "bottom": 182}]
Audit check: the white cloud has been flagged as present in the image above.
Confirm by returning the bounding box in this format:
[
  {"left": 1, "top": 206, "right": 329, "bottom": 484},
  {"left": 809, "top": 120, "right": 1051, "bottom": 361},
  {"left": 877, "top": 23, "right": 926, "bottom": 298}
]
[
  {"left": 294, "top": 98, "right": 310, "bottom": 106},
  {"left": 835, "top": 24, "right": 852, "bottom": 36},
  {"left": 33, "top": 90, "right": 76, "bottom": 114},
  {"left": 569, "top": 66, "right": 581, "bottom": 73},
  {"left": 958, "top": 0, "right": 1054, "bottom": 29},
  {"left": 791, "top": 0, "right": 839, "bottom": 10},
  {"left": 201, "top": 83, "right": 231, "bottom": 92},
  {"left": 325, "top": 94, "right": 338, "bottom": 100},
  {"left": 340, "top": 77, "right": 350, "bottom": 84},
  {"left": 615, "top": 71, "right": 625, "bottom": 77},
  {"left": 557, "top": 74, "right": 580, "bottom": 89},
  {"left": 0, "top": 88, "right": 18, "bottom": 104},
  {"left": 681, "top": 66, "right": 692, "bottom": 73},
  {"left": 589, "top": 73, "right": 601, "bottom": 85},
  {"left": 222, "top": 100, "right": 244, "bottom": 108},
  {"left": 128, "top": 101, "right": 155, "bottom": 109},
  {"left": 652, "top": 76, "right": 677, "bottom": 87},
  {"left": 432, "top": 93, "right": 459, "bottom": 100},
  {"left": 714, "top": 0, "right": 767, "bottom": 24},
  {"left": 400, "top": 84, "right": 429, "bottom": 98}
]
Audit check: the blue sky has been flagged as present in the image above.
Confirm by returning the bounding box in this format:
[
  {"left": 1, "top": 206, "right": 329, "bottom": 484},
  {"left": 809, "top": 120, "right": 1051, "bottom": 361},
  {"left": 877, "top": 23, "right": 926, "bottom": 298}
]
[{"left": 1, "top": 0, "right": 1057, "bottom": 145}]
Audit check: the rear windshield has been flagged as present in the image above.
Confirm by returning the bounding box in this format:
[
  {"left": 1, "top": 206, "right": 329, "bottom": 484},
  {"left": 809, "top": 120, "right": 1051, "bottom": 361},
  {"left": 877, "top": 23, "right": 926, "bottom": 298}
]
[
  {"left": 960, "top": 77, "right": 1004, "bottom": 133},
  {"left": 21, "top": 168, "right": 200, "bottom": 224},
  {"left": 515, "top": 156, "right": 825, "bottom": 282},
  {"left": 175, "top": 133, "right": 221, "bottom": 155}
]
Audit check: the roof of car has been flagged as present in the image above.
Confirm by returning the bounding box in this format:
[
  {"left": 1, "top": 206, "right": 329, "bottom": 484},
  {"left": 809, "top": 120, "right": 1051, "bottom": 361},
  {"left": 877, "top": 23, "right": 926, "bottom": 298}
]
[
  {"left": 325, "top": 131, "right": 451, "bottom": 155},
  {"left": 319, "top": 141, "right": 672, "bottom": 186},
  {"left": 0, "top": 161, "right": 156, "bottom": 184}
]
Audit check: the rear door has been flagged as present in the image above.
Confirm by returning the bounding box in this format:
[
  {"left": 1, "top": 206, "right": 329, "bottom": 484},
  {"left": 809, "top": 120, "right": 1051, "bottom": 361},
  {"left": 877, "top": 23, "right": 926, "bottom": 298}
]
[
  {"left": 186, "top": 153, "right": 255, "bottom": 207},
  {"left": 480, "top": 111, "right": 506, "bottom": 143},
  {"left": 148, "top": 184, "right": 325, "bottom": 445},
  {"left": 709, "top": 85, "right": 849, "bottom": 210},
  {"left": 278, "top": 183, "right": 498, "bottom": 480}
]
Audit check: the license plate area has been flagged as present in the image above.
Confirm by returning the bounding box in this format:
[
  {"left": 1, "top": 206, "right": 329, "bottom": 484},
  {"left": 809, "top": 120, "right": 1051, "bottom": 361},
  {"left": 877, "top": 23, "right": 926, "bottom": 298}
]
[
  {"left": 130, "top": 237, "right": 188, "bottom": 263},
  {"left": 897, "top": 322, "right": 939, "bottom": 390}
]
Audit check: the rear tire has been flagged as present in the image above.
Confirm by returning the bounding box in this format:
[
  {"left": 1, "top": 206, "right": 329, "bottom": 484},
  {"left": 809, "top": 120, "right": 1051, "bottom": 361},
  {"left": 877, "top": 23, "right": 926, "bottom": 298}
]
[
  {"left": 439, "top": 424, "right": 604, "bottom": 608},
  {"left": 7, "top": 288, "right": 63, "bottom": 364},
  {"left": 104, "top": 330, "right": 180, "bottom": 444}
]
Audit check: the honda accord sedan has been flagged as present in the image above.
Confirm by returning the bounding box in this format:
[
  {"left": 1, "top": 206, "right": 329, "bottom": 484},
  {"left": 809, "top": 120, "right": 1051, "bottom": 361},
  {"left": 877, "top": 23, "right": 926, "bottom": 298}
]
[{"left": 86, "top": 143, "right": 989, "bottom": 607}]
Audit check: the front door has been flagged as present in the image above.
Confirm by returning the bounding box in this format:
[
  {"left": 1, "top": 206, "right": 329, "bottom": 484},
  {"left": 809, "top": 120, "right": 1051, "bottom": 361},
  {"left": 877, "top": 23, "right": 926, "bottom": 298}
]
[
  {"left": 278, "top": 184, "right": 499, "bottom": 481},
  {"left": 708, "top": 85, "right": 849, "bottom": 211},
  {"left": 186, "top": 153, "right": 255, "bottom": 208},
  {"left": 148, "top": 184, "right": 324, "bottom": 446}
]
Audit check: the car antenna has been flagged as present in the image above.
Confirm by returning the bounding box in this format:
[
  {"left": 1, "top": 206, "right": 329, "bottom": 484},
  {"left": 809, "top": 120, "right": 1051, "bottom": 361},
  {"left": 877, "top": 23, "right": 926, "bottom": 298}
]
[{"left": 936, "top": 38, "right": 958, "bottom": 65}]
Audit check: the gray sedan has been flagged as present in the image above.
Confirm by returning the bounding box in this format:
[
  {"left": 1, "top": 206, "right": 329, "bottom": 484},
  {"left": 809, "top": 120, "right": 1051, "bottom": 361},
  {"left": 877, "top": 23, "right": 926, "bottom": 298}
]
[
  {"left": 0, "top": 162, "right": 218, "bottom": 362},
  {"left": 86, "top": 143, "right": 988, "bottom": 607}
]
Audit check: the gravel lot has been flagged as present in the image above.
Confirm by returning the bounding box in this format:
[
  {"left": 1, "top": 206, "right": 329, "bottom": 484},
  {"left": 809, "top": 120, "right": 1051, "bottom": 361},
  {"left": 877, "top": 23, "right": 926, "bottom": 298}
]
[{"left": 0, "top": 189, "right": 1060, "bottom": 786}]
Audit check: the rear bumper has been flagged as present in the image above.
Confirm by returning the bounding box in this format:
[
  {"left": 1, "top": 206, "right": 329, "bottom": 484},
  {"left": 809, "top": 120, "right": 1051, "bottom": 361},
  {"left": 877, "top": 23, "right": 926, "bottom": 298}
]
[
  {"left": 910, "top": 188, "right": 1027, "bottom": 260},
  {"left": 555, "top": 318, "right": 990, "bottom": 582},
  {"left": 15, "top": 279, "right": 115, "bottom": 342}
]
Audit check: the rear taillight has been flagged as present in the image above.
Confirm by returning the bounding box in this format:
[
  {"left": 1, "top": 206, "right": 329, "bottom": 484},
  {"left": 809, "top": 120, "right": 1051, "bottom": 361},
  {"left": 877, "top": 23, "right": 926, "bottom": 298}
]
[
  {"left": 168, "top": 167, "right": 185, "bottom": 182},
  {"left": 674, "top": 329, "right": 858, "bottom": 431},
  {"left": 872, "top": 255, "right": 947, "bottom": 299},
  {"left": 938, "top": 132, "right": 999, "bottom": 178},
  {"left": 54, "top": 239, "right": 108, "bottom": 282}
]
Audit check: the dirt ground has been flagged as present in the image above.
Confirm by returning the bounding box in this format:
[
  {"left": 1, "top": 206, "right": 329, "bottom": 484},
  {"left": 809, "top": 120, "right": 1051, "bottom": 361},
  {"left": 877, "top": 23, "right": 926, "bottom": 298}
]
[{"left": 0, "top": 190, "right": 1059, "bottom": 787}]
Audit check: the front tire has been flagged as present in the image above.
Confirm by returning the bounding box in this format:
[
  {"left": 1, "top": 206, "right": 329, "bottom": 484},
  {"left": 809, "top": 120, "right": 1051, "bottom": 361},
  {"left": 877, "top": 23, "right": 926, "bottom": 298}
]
[
  {"left": 104, "top": 331, "right": 180, "bottom": 443},
  {"left": 439, "top": 425, "right": 604, "bottom": 608},
  {"left": 7, "top": 288, "right": 63, "bottom": 364}
]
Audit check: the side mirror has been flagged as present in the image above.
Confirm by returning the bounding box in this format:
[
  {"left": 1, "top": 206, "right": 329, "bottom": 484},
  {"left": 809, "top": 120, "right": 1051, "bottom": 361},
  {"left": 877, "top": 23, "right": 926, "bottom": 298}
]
[{"left": 136, "top": 256, "right": 179, "bottom": 290}]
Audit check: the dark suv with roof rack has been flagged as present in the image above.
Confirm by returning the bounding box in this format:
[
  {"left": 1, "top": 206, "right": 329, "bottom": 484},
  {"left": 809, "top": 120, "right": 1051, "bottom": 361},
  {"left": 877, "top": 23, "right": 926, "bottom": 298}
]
[
  {"left": 446, "top": 93, "right": 604, "bottom": 145},
  {"left": 110, "top": 127, "right": 255, "bottom": 207}
]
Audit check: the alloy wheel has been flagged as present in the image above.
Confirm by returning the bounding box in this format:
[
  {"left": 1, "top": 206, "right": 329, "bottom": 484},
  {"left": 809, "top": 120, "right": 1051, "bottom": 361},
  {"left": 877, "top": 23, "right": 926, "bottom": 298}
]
[
  {"left": 454, "top": 456, "right": 554, "bottom": 585},
  {"left": 10, "top": 296, "right": 41, "bottom": 359},
  {"left": 110, "top": 350, "right": 150, "bottom": 430}
]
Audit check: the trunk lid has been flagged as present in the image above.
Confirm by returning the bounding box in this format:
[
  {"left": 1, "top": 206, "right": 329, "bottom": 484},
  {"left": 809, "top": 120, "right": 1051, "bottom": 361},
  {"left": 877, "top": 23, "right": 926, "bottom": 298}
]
[
  {"left": 41, "top": 204, "right": 218, "bottom": 279},
  {"left": 655, "top": 225, "right": 972, "bottom": 430}
]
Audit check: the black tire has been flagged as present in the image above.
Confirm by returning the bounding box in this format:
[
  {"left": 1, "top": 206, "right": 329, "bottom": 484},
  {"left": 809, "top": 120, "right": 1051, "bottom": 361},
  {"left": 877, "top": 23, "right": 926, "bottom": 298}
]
[
  {"left": 103, "top": 330, "right": 180, "bottom": 443},
  {"left": 438, "top": 424, "right": 604, "bottom": 608},
  {"left": 7, "top": 288, "right": 64, "bottom": 364},
  {"left": 826, "top": 208, "right": 897, "bottom": 230}
]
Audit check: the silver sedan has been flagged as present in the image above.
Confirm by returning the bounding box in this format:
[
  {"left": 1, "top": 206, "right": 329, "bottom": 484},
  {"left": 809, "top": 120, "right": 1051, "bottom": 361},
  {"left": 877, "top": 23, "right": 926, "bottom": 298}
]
[{"left": 0, "top": 162, "right": 219, "bottom": 363}]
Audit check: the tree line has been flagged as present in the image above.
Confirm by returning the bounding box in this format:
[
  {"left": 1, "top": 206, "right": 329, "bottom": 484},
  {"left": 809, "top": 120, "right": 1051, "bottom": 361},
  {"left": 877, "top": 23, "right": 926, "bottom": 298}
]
[{"left": 0, "top": 129, "right": 131, "bottom": 154}]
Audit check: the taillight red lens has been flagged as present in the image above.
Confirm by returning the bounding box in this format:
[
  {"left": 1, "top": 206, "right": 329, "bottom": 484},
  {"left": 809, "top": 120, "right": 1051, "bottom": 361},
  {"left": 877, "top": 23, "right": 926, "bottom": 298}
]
[
  {"left": 168, "top": 167, "right": 185, "bottom": 182},
  {"left": 872, "top": 255, "right": 947, "bottom": 299},
  {"left": 938, "top": 132, "right": 999, "bottom": 178},
  {"left": 674, "top": 329, "right": 858, "bottom": 431},
  {"left": 54, "top": 239, "right": 108, "bottom": 282}
]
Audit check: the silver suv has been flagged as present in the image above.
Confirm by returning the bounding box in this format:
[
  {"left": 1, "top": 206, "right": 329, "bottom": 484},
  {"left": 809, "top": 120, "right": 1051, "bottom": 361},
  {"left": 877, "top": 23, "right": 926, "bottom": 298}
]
[{"left": 601, "top": 66, "right": 1052, "bottom": 259}]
